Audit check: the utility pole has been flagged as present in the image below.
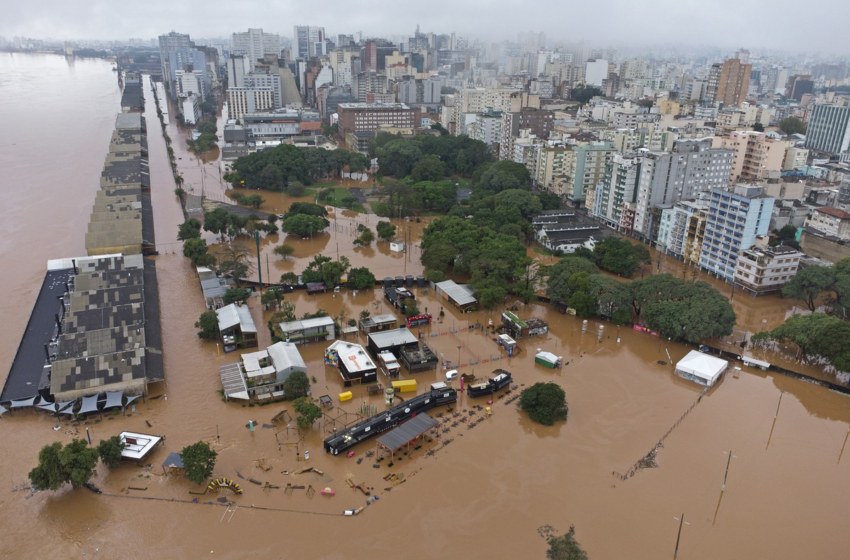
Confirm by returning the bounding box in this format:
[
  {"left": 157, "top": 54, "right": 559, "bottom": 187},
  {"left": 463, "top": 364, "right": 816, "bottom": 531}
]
[
  {"left": 254, "top": 230, "right": 262, "bottom": 291},
  {"left": 673, "top": 514, "right": 689, "bottom": 559},
  {"left": 722, "top": 450, "right": 736, "bottom": 491},
  {"left": 766, "top": 390, "right": 784, "bottom": 450}
]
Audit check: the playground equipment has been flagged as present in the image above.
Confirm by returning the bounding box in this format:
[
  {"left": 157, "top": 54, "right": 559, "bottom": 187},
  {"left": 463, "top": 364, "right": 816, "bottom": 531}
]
[{"left": 207, "top": 477, "right": 243, "bottom": 495}]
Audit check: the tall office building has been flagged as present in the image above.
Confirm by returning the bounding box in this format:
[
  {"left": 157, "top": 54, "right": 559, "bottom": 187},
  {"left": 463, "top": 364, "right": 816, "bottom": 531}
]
[
  {"left": 715, "top": 58, "right": 751, "bottom": 107},
  {"left": 805, "top": 103, "right": 850, "bottom": 155},
  {"left": 158, "top": 32, "right": 192, "bottom": 97},
  {"left": 231, "top": 28, "right": 280, "bottom": 66},
  {"left": 362, "top": 40, "right": 377, "bottom": 72},
  {"left": 785, "top": 74, "right": 814, "bottom": 103},
  {"left": 293, "top": 25, "right": 326, "bottom": 59}
]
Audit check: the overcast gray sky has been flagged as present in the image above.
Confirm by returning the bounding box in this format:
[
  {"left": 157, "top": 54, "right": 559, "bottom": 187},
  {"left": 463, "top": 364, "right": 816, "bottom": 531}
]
[{"left": 3, "top": 0, "right": 848, "bottom": 54}]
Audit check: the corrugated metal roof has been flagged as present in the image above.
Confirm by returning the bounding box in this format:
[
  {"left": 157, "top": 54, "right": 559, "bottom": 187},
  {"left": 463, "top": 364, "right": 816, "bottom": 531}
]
[
  {"left": 435, "top": 280, "right": 477, "bottom": 306},
  {"left": 267, "top": 341, "right": 307, "bottom": 373},
  {"left": 278, "top": 316, "right": 334, "bottom": 333},
  {"left": 216, "top": 303, "right": 257, "bottom": 333},
  {"left": 368, "top": 328, "right": 418, "bottom": 348}
]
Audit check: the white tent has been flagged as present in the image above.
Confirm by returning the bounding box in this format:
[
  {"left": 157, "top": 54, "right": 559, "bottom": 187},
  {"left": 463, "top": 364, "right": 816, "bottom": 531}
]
[{"left": 675, "top": 351, "right": 728, "bottom": 387}]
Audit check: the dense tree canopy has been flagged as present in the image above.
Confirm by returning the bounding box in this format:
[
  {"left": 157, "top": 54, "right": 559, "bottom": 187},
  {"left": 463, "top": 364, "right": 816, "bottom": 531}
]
[
  {"left": 409, "top": 155, "right": 446, "bottom": 183},
  {"left": 473, "top": 160, "right": 532, "bottom": 194},
  {"left": 283, "top": 371, "right": 311, "bottom": 400},
  {"left": 371, "top": 132, "right": 492, "bottom": 176},
  {"left": 347, "top": 267, "right": 377, "bottom": 289},
  {"left": 545, "top": 257, "right": 600, "bottom": 303},
  {"left": 301, "top": 255, "right": 350, "bottom": 286},
  {"left": 181, "top": 442, "right": 217, "bottom": 485},
  {"left": 635, "top": 276, "right": 736, "bottom": 342},
  {"left": 752, "top": 313, "right": 850, "bottom": 371},
  {"left": 177, "top": 219, "right": 202, "bottom": 241},
  {"left": 29, "top": 439, "right": 99, "bottom": 491},
  {"left": 584, "top": 237, "right": 652, "bottom": 278},
  {"left": 376, "top": 221, "right": 397, "bottom": 241},
  {"left": 97, "top": 436, "right": 125, "bottom": 470},
  {"left": 571, "top": 84, "right": 604, "bottom": 105},
  {"left": 195, "top": 310, "right": 219, "bottom": 340},
  {"left": 519, "top": 382, "right": 569, "bottom": 426},
  {"left": 782, "top": 264, "right": 834, "bottom": 311},
  {"left": 292, "top": 397, "right": 323, "bottom": 430},
  {"left": 226, "top": 144, "right": 370, "bottom": 190},
  {"left": 183, "top": 238, "right": 216, "bottom": 267},
  {"left": 779, "top": 116, "right": 806, "bottom": 135},
  {"left": 281, "top": 214, "right": 329, "bottom": 237},
  {"left": 378, "top": 139, "right": 423, "bottom": 178}
]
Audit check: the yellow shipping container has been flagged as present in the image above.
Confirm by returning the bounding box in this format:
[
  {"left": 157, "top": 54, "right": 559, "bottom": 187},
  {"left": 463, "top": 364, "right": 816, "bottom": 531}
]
[
  {"left": 391, "top": 380, "right": 417, "bottom": 393},
  {"left": 338, "top": 391, "right": 353, "bottom": 402}
]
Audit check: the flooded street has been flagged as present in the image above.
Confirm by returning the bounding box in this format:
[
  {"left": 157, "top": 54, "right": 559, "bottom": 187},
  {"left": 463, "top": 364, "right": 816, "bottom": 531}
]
[{"left": 1, "top": 54, "right": 850, "bottom": 559}]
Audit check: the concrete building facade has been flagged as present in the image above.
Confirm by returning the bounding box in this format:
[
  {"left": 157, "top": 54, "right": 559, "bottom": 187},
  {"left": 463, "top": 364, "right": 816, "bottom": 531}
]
[
  {"left": 699, "top": 185, "right": 775, "bottom": 281},
  {"left": 734, "top": 245, "right": 802, "bottom": 295},
  {"left": 805, "top": 103, "right": 850, "bottom": 155}
]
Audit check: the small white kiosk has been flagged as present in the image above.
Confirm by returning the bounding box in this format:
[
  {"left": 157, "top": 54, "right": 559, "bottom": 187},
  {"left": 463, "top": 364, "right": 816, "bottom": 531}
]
[{"left": 675, "top": 350, "right": 728, "bottom": 387}]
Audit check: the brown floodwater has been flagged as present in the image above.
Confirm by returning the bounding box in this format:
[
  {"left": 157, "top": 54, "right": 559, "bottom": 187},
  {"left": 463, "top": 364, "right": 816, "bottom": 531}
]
[{"left": 2, "top": 55, "right": 850, "bottom": 559}]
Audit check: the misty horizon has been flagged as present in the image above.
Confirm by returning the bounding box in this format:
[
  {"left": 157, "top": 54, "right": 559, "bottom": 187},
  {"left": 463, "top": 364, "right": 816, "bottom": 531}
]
[{"left": 2, "top": 0, "right": 849, "bottom": 56}]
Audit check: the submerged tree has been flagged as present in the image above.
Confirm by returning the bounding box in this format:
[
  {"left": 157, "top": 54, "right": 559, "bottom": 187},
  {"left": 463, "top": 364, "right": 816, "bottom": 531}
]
[
  {"left": 29, "top": 439, "right": 99, "bottom": 491},
  {"left": 519, "top": 383, "right": 568, "bottom": 426},
  {"left": 181, "top": 441, "right": 217, "bottom": 485},
  {"left": 292, "top": 397, "right": 323, "bottom": 430},
  {"left": 97, "top": 436, "right": 126, "bottom": 470}
]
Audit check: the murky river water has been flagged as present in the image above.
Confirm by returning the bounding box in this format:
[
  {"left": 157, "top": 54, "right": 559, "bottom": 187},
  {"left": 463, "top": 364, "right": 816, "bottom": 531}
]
[{"left": 1, "top": 54, "right": 849, "bottom": 559}]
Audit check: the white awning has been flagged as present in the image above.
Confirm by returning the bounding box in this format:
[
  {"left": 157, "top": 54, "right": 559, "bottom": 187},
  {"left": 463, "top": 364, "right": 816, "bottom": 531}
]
[
  {"left": 78, "top": 395, "right": 101, "bottom": 415},
  {"left": 35, "top": 397, "right": 58, "bottom": 412},
  {"left": 58, "top": 402, "right": 77, "bottom": 416},
  {"left": 0, "top": 405, "right": 8, "bottom": 416},
  {"left": 105, "top": 391, "right": 124, "bottom": 409},
  {"left": 125, "top": 395, "right": 141, "bottom": 406},
  {"left": 10, "top": 397, "right": 36, "bottom": 408}
]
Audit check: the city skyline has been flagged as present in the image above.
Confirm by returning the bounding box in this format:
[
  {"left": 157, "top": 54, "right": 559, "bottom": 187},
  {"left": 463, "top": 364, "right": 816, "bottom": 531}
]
[{"left": 3, "top": 0, "right": 850, "bottom": 55}]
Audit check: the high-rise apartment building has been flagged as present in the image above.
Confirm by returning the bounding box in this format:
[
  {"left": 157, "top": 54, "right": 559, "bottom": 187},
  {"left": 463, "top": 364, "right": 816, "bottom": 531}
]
[
  {"left": 713, "top": 131, "right": 786, "bottom": 184},
  {"left": 293, "top": 25, "right": 326, "bottom": 59},
  {"left": 362, "top": 40, "right": 377, "bottom": 72},
  {"left": 699, "top": 185, "right": 774, "bottom": 281},
  {"left": 587, "top": 152, "right": 642, "bottom": 231},
  {"left": 158, "top": 32, "right": 192, "bottom": 98},
  {"left": 564, "top": 142, "right": 616, "bottom": 204},
  {"left": 624, "top": 140, "right": 733, "bottom": 241},
  {"left": 231, "top": 29, "right": 280, "bottom": 67},
  {"left": 227, "top": 87, "right": 276, "bottom": 120},
  {"left": 805, "top": 103, "right": 850, "bottom": 155},
  {"left": 715, "top": 58, "right": 752, "bottom": 107}
]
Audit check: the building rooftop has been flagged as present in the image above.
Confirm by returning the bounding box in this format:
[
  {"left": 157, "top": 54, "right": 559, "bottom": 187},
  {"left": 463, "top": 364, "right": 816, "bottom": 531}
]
[
  {"left": 327, "top": 340, "right": 375, "bottom": 373},
  {"left": 368, "top": 328, "right": 418, "bottom": 348},
  {"left": 815, "top": 207, "right": 850, "bottom": 220},
  {"left": 216, "top": 303, "right": 257, "bottom": 334},
  {"left": 338, "top": 102, "right": 412, "bottom": 110},
  {"left": 266, "top": 341, "right": 307, "bottom": 373},
  {"left": 278, "top": 316, "right": 334, "bottom": 333},
  {"left": 435, "top": 280, "right": 477, "bottom": 306},
  {"left": 119, "top": 431, "right": 163, "bottom": 461}
]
